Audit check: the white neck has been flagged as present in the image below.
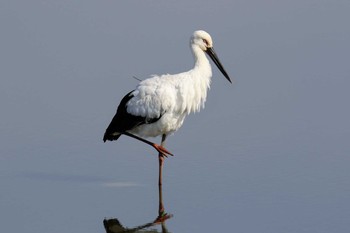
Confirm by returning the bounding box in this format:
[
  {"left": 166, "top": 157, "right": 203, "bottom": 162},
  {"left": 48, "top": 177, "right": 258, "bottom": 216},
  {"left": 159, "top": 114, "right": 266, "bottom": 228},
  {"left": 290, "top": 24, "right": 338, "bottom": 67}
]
[
  {"left": 184, "top": 44, "right": 212, "bottom": 113},
  {"left": 192, "top": 45, "right": 210, "bottom": 69}
]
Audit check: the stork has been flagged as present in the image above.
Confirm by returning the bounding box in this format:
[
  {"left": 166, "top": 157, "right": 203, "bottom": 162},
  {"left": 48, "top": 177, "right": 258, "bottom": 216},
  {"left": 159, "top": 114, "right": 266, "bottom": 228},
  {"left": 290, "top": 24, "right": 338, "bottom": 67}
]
[{"left": 103, "top": 30, "right": 232, "bottom": 186}]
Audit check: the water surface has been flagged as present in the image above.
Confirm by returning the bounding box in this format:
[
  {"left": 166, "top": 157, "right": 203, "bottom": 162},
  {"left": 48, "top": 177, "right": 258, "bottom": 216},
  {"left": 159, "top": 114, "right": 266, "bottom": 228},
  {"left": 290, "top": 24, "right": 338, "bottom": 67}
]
[{"left": 1, "top": 1, "right": 350, "bottom": 232}]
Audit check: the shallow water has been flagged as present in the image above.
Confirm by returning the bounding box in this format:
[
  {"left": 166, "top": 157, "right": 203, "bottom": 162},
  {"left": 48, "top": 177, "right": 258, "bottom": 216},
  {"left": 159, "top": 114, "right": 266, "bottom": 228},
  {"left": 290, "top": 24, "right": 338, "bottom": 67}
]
[{"left": 2, "top": 121, "right": 350, "bottom": 232}]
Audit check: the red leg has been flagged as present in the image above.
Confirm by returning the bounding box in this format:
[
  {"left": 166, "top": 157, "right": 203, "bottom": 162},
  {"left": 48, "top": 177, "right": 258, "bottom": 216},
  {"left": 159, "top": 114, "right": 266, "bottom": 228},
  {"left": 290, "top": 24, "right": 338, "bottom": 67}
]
[
  {"left": 122, "top": 132, "right": 173, "bottom": 157},
  {"left": 153, "top": 134, "right": 174, "bottom": 224},
  {"left": 158, "top": 155, "right": 164, "bottom": 186}
]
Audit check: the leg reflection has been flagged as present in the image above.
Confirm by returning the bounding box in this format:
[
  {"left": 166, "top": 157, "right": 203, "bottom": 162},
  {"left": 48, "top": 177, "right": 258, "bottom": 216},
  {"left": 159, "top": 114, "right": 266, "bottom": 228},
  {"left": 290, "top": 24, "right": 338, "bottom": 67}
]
[
  {"left": 153, "top": 171, "right": 172, "bottom": 224},
  {"left": 103, "top": 181, "right": 173, "bottom": 233},
  {"left": 103, "top": 149, "right": 173, "bottom": 233}
]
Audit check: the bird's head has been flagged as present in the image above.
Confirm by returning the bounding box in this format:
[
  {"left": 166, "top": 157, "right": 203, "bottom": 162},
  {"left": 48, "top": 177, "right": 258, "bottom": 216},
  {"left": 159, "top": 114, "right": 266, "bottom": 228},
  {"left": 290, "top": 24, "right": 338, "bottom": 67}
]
[
  {"left": 191, "top": 30, "right": 213, "bottom": 51},
  {"left": 191, "top": 30, "right": 232, "bottom": 83}
]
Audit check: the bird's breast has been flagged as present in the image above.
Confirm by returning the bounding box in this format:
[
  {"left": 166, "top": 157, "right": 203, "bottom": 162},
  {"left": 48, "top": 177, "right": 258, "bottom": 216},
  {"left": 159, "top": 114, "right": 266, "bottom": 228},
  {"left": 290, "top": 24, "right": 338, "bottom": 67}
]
[{"left": 126, "top": 71, "right": 210, "bottom": 137}]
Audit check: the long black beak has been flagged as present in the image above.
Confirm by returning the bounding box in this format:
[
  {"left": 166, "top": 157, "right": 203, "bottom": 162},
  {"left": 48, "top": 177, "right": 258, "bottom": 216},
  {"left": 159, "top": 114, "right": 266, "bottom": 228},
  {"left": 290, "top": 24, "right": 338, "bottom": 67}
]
[{"left": 206, "top": 47, "right": 232, "bottom": 83}]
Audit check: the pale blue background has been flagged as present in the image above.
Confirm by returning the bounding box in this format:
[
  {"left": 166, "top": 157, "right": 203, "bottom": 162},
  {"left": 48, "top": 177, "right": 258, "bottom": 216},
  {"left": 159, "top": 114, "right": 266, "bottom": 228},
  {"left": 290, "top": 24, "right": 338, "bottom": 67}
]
[{"left": 1, "top": 1, "right": 349, "bottom": 232}]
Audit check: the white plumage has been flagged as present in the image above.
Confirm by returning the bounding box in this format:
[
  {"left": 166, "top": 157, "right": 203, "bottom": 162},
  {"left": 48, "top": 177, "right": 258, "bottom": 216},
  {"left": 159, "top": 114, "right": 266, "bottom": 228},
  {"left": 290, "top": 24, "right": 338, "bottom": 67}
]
[
  {"left": 104, "top": 30, "right": 231, "bottom": 158},
  {"left": 127, "top": 70, "right": 210, "bottom": 137}
]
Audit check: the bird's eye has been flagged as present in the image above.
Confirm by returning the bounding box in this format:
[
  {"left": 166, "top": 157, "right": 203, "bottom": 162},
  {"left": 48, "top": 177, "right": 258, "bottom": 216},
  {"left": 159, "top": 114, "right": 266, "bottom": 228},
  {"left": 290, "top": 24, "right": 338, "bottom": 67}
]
[{"left": 203, "top": 39, "right": 209, "bottom": 46}]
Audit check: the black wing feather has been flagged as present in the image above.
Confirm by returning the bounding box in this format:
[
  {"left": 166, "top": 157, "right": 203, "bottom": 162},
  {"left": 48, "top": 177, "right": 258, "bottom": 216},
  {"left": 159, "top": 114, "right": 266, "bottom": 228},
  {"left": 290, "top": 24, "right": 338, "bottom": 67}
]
[{"left": 103, "top": 90, "right": 162, "bottom": 142}]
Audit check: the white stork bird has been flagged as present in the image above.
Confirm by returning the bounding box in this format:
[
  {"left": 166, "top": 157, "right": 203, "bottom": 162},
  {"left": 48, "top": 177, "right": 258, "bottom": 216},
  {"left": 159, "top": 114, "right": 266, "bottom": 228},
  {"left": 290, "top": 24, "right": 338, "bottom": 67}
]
[{"left": 103, "top": 30, "right": 232, "bottom": 185}]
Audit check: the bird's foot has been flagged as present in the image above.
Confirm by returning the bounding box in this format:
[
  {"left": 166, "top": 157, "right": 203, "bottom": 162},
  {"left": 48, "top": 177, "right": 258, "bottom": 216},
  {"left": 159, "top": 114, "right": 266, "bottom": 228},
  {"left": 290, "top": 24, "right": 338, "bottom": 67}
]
[
  {"left": 153, "top": 212, "right": 173, "bottom": 224},
  {"left": 152, "top": 144, "right": 174, "bottom": 157}
]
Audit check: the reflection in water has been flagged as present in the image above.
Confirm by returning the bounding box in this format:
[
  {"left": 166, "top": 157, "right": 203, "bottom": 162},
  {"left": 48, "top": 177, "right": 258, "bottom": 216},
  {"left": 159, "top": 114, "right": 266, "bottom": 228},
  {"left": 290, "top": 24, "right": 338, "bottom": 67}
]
[
  {"left": 103, "top": 177, "right": 172, "bottom": 233},
  {"left": 103, "top": 217, "right": 171, "bottom": 233}
]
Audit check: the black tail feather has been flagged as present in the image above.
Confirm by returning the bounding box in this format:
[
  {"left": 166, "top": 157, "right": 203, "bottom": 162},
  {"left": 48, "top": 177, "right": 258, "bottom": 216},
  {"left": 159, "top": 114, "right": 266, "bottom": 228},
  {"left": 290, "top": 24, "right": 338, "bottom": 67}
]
[
  {"left": 103, "top": 132, "right": 121, "bottom": 142},
  {"left": 103, "top": 90, "right": 162, "bottom": 144}
]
